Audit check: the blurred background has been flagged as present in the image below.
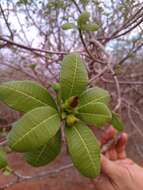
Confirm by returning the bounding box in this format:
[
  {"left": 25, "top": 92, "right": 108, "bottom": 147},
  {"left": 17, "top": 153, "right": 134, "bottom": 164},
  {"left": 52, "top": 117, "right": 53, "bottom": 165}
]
[{"left": 0, "top": 0, "right": 143, "bottom": 189}]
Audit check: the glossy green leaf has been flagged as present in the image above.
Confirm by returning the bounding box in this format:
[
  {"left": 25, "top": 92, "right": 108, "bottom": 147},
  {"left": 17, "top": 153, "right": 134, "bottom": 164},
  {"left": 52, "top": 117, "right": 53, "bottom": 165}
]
[
  {"left": 61, "top": 23, "right": 75, "bottom": 30},
  {"left": 77, "top": 11, "right": 90, "bottom": 26},
  {"left": 0, "top": 80, "right": 56, "bottom": 112},
  {"left": 8, "top": 106, "right": 60, "bottom": 152},
  {"left": 79, "top": 87, "right": 110, "bottom": 108},
  {"left": 77, "top": 102, "right": 112, "bottom": 127},
  {"left": 81, "top": 23, "right": 99, "bottom": 31},
  {"left": 0, "top": 150, "right": 7, "bottom": 169},
  {"left": 111, "top": 112, "right": 124, "bottom": 131},
  {"left": 60, "top": 53, "right": 88, "bottom": 101},
  {"left": 65, "top": 123, "right": 100, "bottom": 178},
  {"left": 25, "top": 131, "right": 61, "bottom": 167}
]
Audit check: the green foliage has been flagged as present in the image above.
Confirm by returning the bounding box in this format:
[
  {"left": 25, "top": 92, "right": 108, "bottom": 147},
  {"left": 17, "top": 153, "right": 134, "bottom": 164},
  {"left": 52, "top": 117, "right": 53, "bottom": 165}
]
[
  {"left": 2, "top": 166, "right": 12, "bottom": 176},
  {"left": 80, "top": 23, "right": 99, "bottom": 31},
  {"left": 79, "top": 0, "right": 89, "bottom": 5},
  {"left": 111, "top": 112, "right": 124, "bottom": 131},
  {"left": 66, "top": 114, "right": 78, "bottom": 126},
  {"left": 61, "top": 23, "right": 76, "bottom": 30},
  {"left": 79, "top": 87, "right": 111, "bottom": 106},
  {"left": 0, "top": 80, "right": 56, "bottom": 112},
  {"left": 48, "top": 0, "right": 65, "bottom": 9},
  {"left": 60, "top": 53, "right": 88, "bottom": 101},
  {"left": 0, "top": 150, "right": 7, "bottom": 169},
  {"left": 16, "top": 0, "right": 32, "bottom": 5},
  {"left": 77, "top": 102, "right": 112, "bottom": 127},
  {"left": 77, "top": 11, "right": 99, "bottom": 32},
  {"left": 77, "top": 11, "right": 90, "bottom": 27},
  {"left": 8, "top": 106, "right": 60, "bottom": 152},
  {"left": 52, "top": 82, "right": 61, "bottom": 92},
  {"left": 65, "top": 123, "right": 100, "bottom": 178},
  {"left": 29, "top": 64, "right": 37, "bottom": 70},
  {"left": 61, "top": 12, "right": 99, "bottom": 32},
  {"left": 25, "top": 131, "right": 61, "bottom": 167},
  {"left": 0, "top": 53, "right": 125, "bottom": 178}
]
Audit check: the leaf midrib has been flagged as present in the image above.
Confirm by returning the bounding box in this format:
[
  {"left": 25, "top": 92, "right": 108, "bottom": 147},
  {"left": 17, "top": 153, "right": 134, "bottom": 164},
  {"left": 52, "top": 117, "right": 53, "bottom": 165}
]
[
  {"left": 78, "top": 112, "right": 111, "bottom": 118},
  {"left": 34, "top": 144, "right": 48, "bottom": 165},
  {"left": 11, "top": 114, "right": 58, "bottom": 149},
  {"left": 2, "top": 86, "right": 47, "bottom": 106},
  {"left": 78, "top": 95, "right": 109, "bottom": 109},
  {"left": 69, "top": 55, "right": 78, "bottom": 97},
  {"left": 73, "top": 127, "right": 97, "bottom": 173}
]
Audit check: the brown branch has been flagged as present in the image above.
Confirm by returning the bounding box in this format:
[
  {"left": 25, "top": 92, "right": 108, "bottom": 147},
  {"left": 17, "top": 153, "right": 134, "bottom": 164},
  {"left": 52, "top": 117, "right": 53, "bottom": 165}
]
[
  {"left": 0, "top": 4, "right": 13, "bottom": 39},
  {"left": 113, "top": 17, "right": 143, "bottom": 39},
  {"left": 0, "top": 62, "right": 37, "bottom": 81},
  {"left": 0, "top": 135, "right": 120, "bottom": 189},
  {"left": 117, "top": 42, "right": 143, "bottom": 65},
  {"left": 0, "top": 36, "right": 69, "bottom": 55},
  {"left": 101, "top": 77, "right": 143, "bottom": 85},
  {"left": 72, "top": 0, "right": 82, "bottom": 13},
  {"left": 88, "top": 39, "right": 121, "bottom": 111},
  {"left": 107, "top": 6, "right": 143, "bottom": 41}
]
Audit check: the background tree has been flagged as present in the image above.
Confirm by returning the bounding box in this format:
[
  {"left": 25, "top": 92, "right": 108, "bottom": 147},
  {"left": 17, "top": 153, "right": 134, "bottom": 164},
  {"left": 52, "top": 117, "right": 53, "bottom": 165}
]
[{"left": 0, "top": 0, "right": 143, "bottom": 189}]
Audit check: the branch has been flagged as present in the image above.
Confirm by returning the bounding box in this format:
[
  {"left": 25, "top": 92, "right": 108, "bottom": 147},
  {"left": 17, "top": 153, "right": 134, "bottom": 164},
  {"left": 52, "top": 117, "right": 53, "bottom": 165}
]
[
  {"left": 106, "top": 6, "right": 143, "bottom": 41},
  {"left": 0, "top": 136, "right": 119, "bottom": 189},
  {"left": 117, "top": 42, "right": 143, "bottom": 65},
  {"left": 101, "top": 77, "right": 143, "bottom": 85},
  {"left": 89, "top": 39, "right": 121, "bottom": 111},
  {"left": 0, "top": 37, "right": 70, "bottom": 55},
  {"left": 0, "top": 4, "right": 13, "bottom": 39}
]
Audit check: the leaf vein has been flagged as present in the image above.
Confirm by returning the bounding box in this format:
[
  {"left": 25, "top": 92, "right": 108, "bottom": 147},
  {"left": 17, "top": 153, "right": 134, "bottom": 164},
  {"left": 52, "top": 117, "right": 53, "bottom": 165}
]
[
  {"left": 2, "top": 86, "right": 47, "bottom": 106},
  {"left": 12, "top": 114, "right": 58, "bottom": 149},
  {"left": 73, "top": 127, "right": 96, "bottom": 173}
]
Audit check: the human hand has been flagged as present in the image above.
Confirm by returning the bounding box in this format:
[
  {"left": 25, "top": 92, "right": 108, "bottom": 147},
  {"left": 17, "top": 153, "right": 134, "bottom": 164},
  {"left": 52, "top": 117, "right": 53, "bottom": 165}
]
[{"left": 94, "top": 127, "right": 143, "bottom": 190}]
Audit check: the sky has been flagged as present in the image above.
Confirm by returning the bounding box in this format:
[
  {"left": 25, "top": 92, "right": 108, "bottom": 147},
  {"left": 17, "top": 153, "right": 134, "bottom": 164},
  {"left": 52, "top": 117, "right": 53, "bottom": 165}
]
[{"left": 0, "top": 0, "right": 142, "bottom": 51}]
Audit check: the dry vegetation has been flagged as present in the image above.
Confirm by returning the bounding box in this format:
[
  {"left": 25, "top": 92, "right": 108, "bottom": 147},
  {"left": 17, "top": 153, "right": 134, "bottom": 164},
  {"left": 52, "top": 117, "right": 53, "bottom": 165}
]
[{"left": 0, "top": 0, "right": 143, "bottom": 189}]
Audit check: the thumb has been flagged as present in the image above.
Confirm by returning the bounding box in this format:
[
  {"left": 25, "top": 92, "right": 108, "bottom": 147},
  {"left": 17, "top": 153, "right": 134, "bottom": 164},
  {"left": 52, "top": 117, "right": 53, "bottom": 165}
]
[{"left": 101, "top": 155, "right": 122, "bottom": 177}]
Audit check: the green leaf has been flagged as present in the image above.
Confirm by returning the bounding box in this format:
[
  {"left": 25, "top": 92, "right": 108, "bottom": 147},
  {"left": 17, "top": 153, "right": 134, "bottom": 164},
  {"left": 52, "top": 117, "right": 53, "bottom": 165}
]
[
  {"left": 111, "top": 112, "right": 124, "bottom": 131},
  {"left": 79, "top": 87, "right": 110, "bottom": 108},
  {"left": 0, "top": 80, "right": 56, "bottom": 112},
  {"left": 16, "top": 0, "right": 32, "bottom": 5},
  {"left": 77, "top": 11, "right": 90, "bottom": 26},
  {"left": 52, "top": 82, "right": 60, "bottom": 92},
  {"left": 29, "top": 64, "right": 36, "bottom": 70},
  {"left": 77, "top": 102, "right": 112, "bottom": 127},
  {"left": 60, "top": 53, "right": 88, "bottom": 101},
  {"left": 25, "top": 131, "right": 61, "bottom": 167},
  {"left": 80, "top": 0, "right": 88, "bottom": 5},
  {"left": 65, "top": 123, "right": 100, "bottom": 178},
  {"left": 0, "top": 150, "right": 7, "bottom": 169},
  {"left": 2, "top": 166, "right": 12, "bottom": 176},
  {"left": 81, "top": 23, "right": 99, "bottom": 31},
  {"left": 61, "top": 23, "right": 76, "bottom": 30},
  {"left": 8, "top": 106, "right": 60, "bottom": 152}
]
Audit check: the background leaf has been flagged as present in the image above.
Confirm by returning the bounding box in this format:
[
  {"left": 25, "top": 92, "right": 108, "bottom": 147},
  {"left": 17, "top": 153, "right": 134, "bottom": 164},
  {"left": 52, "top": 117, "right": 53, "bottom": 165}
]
[
  {"left": 0, "top": 149, "right": 7, "bottom": 169},
  {"left": 0, "top": 80, "right": 56, "bottom": 112},
  {"left": 25, "top": 131, "right": 61, "bottom": 167},
  {"left": 111, "top": 112, "right": 124, "bottom": 131},
  {"left": 61, "top": 23, "right": 76, "bottom": 30},
  {"left": 65, "top": 123, "right": 100, "bottom": 178},
  {"left": 8, "top": 106, "right": 60, "bottom": 152},
  {"left": 77, "top": 11, "right": 90, "bottom": 27},
  {"left": 79, "top": 87, "right": 110, "bottom": 108},
  {"left": 77, "top": 102, "right": 112, "bottom": 127},
  {"left": 80, "top": 23, "right": 99, "bottom": 31},
  {"left": 60, "top": 53, "right": 88, "bottom": 101}
]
